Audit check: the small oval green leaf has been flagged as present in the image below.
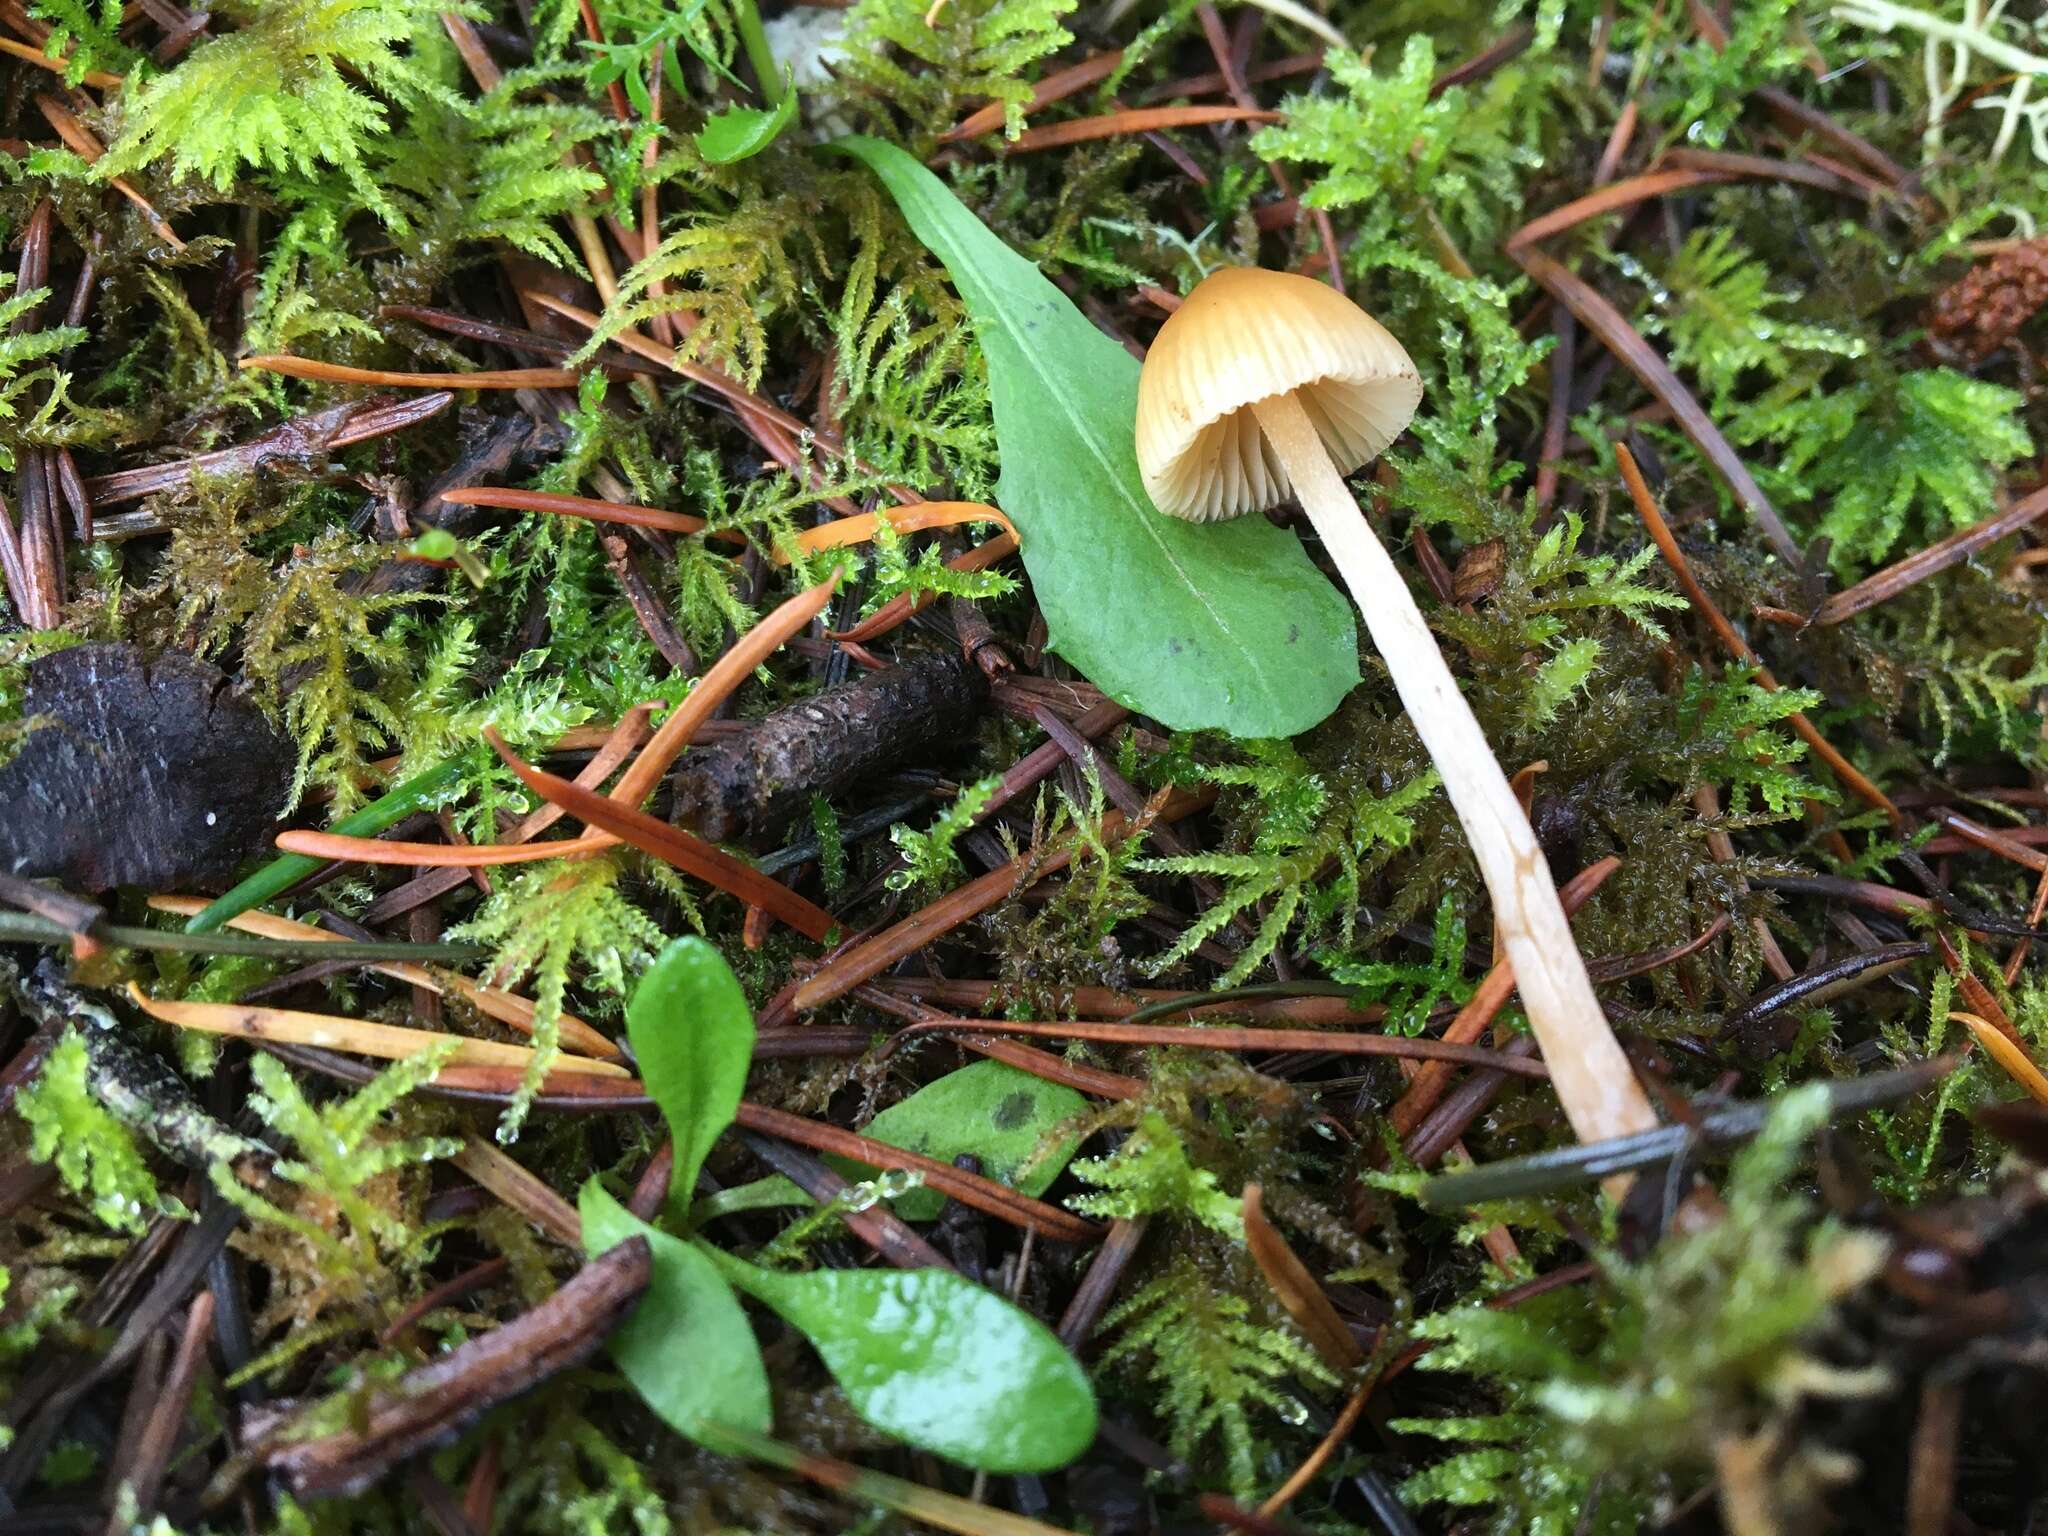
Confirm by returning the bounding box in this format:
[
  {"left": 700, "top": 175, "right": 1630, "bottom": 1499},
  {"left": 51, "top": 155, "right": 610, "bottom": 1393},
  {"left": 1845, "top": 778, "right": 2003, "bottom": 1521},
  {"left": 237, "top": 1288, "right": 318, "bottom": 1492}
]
[
  {"left": 835, "top": 1061, "right": 1088, "bottom": 1220},
  {"left": 697, "top": 77, "right": 797, "bottom": 164},
  {"left": 710, "top": 1249, "right": 1097, "bottom": 1472},
  {"left": 628, "top": 936, "right": 753, "bottom": 1200},
  {"left": 581, "top": 1182, "right": 771, "bottom": 1438}
]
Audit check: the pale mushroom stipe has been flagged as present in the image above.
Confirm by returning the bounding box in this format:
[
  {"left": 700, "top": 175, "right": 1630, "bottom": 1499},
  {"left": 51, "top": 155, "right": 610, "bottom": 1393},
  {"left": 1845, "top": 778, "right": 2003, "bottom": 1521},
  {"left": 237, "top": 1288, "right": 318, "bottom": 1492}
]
[{"left": 1135, "top": 267, "right": 1663, "bottom": 1160}]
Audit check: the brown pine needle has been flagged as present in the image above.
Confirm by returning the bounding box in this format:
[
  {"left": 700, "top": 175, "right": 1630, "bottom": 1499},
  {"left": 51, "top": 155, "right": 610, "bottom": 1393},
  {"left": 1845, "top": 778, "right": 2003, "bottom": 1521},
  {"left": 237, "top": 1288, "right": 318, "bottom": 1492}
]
[
  {"left": 792, "top": 788, "right": 1211, "bottom": 1011},
  {"left": 1506, "top": 168, "right": 1735, "bottom": 249},
  {"left": 143, "top": 897, "right": 624, "bottom": 1062},
  {"left": 1952, "top": 1011, "right": 2048, "bottom": 1106},
  {"left": 732, "top": 1102, "right": 1100, "bottom": 1243},
  {"left": 877, "top": 1018, "right": 1555, "bottom": 1076},
  {"left": 939, "top": 49, "right": 1125, "bottom": 142},
  {"left": 123, "top": 985, "right": 633, "bottom": 1077},
  {"left": 34, "top": 95, "right": 182, "bottom": 249},
  {"left": 240, "top": 356, "right": 583, "bottom": 390},
  {"left": 453, "top": 1137, "right": 584, "bottom": 1244},
  {"left": 1004, "top": 105, "right": 1282, "bottom": 154},
  {"left": 1616, "top": 442, "right": 1901, "bottom": 825},
  {"left": 1517, "top": 253, "right": 1800, "bottom": 566},
  {"left": 1814, "top": 482, "right": 2048, "bottom": 625},
  {"left": 439, "top": 485, "right": 715, "bottom": 536}
]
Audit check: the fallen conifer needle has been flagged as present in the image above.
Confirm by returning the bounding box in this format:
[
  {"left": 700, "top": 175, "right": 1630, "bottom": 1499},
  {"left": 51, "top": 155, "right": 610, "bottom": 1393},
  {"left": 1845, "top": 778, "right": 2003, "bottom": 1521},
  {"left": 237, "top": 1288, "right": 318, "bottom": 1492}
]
[
  {"left": 1953, "top": 1011, "right": 2048, "bottom": 1106},
  {"left": 484, "top": 729, "right": 839, "bottom": 941},
  {"left": 124, "top": 985, "right": 633, "bottom": 1077},
  {"left": 144, "top": 896, "right": 623, "bottom": 1062},
  {"left": 240, "top": 356, "right": 583, "bottom": 389}
]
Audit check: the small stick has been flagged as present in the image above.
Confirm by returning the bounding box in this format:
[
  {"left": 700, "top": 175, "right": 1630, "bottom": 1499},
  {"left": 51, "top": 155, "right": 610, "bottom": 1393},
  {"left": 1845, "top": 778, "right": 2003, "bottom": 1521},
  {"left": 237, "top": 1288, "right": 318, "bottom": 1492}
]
[{"left": 252, "top": 1241, "right": 652, "bottom": 1499}]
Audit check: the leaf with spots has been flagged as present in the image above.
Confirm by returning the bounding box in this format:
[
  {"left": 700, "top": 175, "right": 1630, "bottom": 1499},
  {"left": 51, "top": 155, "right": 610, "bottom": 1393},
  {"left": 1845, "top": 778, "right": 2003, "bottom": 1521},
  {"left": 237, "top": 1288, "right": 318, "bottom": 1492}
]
[{"left": 831, "top": 1059, "right": 1088, "bottom": 1221}]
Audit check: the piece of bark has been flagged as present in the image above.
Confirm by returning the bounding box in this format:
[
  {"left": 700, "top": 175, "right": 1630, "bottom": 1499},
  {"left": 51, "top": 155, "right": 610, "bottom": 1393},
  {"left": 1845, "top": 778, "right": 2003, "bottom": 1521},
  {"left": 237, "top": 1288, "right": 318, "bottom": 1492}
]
[
  {"left": 249, "top": 1237, "right": 651, "bottom": 1498},
  {"left": 671, "top": 649, "right": 987, "bottom": 845},
  {"left": 0, "top": 644, "right": 292, "bottom": 891}
]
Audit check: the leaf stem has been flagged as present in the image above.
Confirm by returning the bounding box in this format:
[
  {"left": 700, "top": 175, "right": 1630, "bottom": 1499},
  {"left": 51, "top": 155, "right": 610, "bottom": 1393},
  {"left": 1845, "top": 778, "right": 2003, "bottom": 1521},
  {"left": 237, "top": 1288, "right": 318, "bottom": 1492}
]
[{"left": 731, "top": 0, "right": 784, "bottom": 106}]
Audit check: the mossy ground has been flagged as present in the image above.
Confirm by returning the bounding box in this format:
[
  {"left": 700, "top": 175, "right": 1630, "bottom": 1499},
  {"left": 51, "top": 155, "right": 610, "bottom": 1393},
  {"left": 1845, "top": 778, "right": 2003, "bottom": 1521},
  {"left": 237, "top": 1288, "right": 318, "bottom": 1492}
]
[{"left": 3, "top": 0, "right": 2048, "bottom": 1529}]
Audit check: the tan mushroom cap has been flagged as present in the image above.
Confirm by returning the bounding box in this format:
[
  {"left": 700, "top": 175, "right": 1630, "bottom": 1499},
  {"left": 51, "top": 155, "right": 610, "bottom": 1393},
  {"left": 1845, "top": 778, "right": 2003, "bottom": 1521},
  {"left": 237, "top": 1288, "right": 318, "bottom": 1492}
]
[{"left": 1136, "top": 267, "right": 1424, "bottom": 524}]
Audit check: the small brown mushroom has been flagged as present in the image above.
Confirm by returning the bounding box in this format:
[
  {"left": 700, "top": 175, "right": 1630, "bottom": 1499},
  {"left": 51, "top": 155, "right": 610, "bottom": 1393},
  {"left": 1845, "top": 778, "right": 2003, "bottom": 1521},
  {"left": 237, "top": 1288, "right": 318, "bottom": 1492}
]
[{"left": 1136, "top": 267, "right": 1661, "bottom": 1155}]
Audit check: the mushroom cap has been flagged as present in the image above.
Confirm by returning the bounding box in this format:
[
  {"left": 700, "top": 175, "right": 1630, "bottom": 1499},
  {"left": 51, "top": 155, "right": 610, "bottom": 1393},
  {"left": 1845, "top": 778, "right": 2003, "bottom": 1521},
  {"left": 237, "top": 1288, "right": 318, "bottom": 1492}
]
[{"left": 1136, "top": 267, "right": 1423, "bottom": 524}]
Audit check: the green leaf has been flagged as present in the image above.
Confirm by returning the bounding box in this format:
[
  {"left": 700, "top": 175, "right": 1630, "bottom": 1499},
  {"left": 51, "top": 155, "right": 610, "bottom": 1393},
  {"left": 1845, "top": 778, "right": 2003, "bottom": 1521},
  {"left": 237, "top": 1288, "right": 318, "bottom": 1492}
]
[
  {"left": 581, "top": 1182, "right": 772, "bottom": 1438},
  {"left": 627, "top": 937, "right": 754, "bottom": 1201},
  {"left": 697, "top": 77, "right": 798, "bottom": 164},
  {"left": 833, "top": 1061, "right": 1087, "bottom": 1221},
  {"left": 709, "top": 1248, "right": 1097, "bottom": 1471},
  {"left": 831, "top": 136, "right": 1359, "bottom": 739}
]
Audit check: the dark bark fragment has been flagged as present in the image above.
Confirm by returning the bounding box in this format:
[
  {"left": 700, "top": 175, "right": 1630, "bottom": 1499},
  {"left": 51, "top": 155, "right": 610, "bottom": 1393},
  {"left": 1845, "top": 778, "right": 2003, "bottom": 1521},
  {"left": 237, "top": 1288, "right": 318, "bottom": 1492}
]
[
  {"left": 671, "top": 649, "right": 987, "bottom": 845},
  {"left": 0, "top": 644, "right": 293, "bottom": 891},
  {"left": 248, "top": 1238, "right": 652, "bottom": 1499}
]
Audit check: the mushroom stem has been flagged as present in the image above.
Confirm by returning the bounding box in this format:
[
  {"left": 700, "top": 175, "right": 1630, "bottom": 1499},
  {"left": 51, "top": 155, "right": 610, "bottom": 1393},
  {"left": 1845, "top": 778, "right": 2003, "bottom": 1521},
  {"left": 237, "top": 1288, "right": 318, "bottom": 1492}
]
[{"left": 1250, "top": 391, "right": 1661, "bottom": 1149}]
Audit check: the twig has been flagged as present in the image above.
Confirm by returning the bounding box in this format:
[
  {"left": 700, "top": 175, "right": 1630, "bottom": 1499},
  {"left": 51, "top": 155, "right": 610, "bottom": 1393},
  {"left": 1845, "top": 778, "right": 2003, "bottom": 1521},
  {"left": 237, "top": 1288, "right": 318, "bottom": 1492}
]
[{"left": 248, "top": 1240, "right": 651, "bottom": 1498}]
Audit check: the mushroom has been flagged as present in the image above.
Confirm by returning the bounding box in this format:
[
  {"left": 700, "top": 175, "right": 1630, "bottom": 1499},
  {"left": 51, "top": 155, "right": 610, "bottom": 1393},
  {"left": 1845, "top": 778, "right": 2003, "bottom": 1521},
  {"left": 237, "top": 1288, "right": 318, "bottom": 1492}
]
[{"left": 1136, "top": 267, "right": 1661, "bottom": 1154}]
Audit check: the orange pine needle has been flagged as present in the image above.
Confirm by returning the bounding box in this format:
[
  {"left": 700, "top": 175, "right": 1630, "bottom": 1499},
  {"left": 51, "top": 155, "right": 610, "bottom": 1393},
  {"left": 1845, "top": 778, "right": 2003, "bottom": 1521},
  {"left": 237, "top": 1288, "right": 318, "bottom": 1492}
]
[
  {"left": 484, "top": 729, "right": 840, "bottom": 942},
  {"left": 609, "top": 573, "right": 841, "bottom": 807},
  {"left": 4, "top": 37, "right": 122, "bottom": 87},
  {"left": 273, "top": 829, "right": 619, "bottom": 865},
  {"left": 1952, "top": 1011, "right": 2048, "bottom": 1107},
  {"left": 829, "top": 533, "right": 1019, "bottom": 642},
  {"left": 439, "top": 485, "right": 746, "bottom": 541},
  {"left": 771, "top": 502, "right": 1018, "bottom": 566},
  {"left": 241, "top": 356, "right": 583, "bottom": 390}
]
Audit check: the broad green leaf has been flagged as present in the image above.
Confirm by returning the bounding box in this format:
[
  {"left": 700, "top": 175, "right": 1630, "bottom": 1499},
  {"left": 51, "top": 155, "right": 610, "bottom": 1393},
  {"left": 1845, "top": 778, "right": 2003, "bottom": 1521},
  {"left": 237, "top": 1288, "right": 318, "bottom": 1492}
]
[
  {"left": 833, "top": 1061, "right": 1087, "bottom": 1221},
  {"left": 697, "top": 76, "right": 798, "bottom": 164},
  {"left": 627, "top": 937, "right": 753, "bottom": 1201},
  {"left": 832, "top": 136, "right": 1359, "bottom": 739},
  {"left": 709, "top": 1248, "right": 1097, "bottom": 1471},
  {"left": 580, "top": 1182, "right": 771, "bottom": 1438}
]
